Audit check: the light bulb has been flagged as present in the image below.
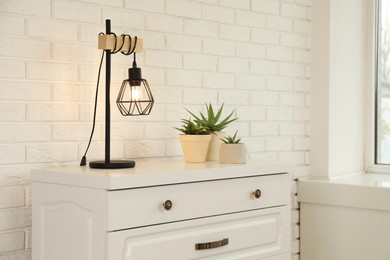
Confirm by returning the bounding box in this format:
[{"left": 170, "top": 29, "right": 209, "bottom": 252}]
[{"left": 131, "top": 86, "right": 140, "bottom": 101}]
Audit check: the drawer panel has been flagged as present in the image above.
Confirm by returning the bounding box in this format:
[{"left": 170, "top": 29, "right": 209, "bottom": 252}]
[
  {"left": 107, "top": 173, "right": 289, "bottom": 231},
  {"left": 107, "top": 206, "right": 290, "bottom": 260}
]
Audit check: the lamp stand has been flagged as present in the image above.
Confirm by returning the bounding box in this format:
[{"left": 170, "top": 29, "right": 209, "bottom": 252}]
[{"left": 89, "top": 19, "right": 135, "bottom": 169}]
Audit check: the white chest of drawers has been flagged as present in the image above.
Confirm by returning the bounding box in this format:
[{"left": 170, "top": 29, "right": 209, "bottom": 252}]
[{"left": 32, "top": 159, "right": 291, "bottom": 260}]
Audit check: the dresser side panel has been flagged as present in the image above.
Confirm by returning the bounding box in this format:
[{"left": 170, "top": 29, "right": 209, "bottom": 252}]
[{"left": 32, "top": 182, "right": 106, "bottom": 260}]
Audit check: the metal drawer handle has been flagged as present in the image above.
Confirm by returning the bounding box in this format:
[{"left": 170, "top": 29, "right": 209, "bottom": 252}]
[
  {"left": 163, "top": 200, "right": 173, "bottom": 211},
  {"left": 195, "top": 238, "right": 229, "bottom": 250},
  {"left": 252, "top": 189, "right": 262, "bottom": 199}
]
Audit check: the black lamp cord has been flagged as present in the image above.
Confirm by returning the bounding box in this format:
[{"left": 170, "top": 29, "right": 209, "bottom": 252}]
[
  {"left": 80, "top": 32, "right": 138, "bottom": 166},
  {"left": 80, "top": 48, "right": 105, "bottom": 166}
]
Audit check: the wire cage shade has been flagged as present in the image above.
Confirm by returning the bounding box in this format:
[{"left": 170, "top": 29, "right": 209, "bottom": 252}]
[{"left": 116, "top": 78, "right": 154, "bottom": 116}]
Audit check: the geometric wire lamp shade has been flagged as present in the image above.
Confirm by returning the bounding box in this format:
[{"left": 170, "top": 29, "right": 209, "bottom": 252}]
[
  {"left": 116, "top": 65, "right": 154, "bottom": 116},
  {"left": 116, "top": 68, "right": 154, "bottom": 116}
]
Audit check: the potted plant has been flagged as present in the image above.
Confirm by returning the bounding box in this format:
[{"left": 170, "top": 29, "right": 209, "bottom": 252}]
[
  {"left": 186, "top": 103, "right": 237, "bottom": 161},
  {"left": 219, "top": 131, "right": 247, "bottom": 164},
  {"left": 175, "top": 119, "right": 211, "bottom": 163}
]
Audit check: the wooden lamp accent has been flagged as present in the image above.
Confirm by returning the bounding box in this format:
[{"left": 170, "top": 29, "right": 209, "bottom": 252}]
[{"left": 98, "top": 34, "right": 143, "bottom": 53}]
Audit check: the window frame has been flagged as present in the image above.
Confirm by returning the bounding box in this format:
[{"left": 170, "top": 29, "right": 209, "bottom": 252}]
[{"left": 367, "top": 0, "right": 390, "bottom": 173}]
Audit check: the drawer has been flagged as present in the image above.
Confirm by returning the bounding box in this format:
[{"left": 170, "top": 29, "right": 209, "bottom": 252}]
[
  {"left": 107, "top": 173, "right": 289, "bottom": 231},
  {"left": 107, "top": 206, "right": 290, "bottom": 260}
]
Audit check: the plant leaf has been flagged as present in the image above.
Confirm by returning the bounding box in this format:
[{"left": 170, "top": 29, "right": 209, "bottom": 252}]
[{"left": 214, "top": 103, "right": 223, "bottom": 123}]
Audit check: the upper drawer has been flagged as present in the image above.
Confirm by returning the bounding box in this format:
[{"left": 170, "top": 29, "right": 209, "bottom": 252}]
[{"left": 107, "top": 173, "right": 289, "bottom": 231}]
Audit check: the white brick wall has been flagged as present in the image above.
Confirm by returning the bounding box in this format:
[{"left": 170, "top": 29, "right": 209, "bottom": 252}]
[{"left": 0, "top": 0, "right": 311, "bottom": 258}]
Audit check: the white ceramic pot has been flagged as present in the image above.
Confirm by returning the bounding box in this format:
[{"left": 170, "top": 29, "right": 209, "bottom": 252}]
[
  {"left": 206, "top": 131, "right": 226, "bottom": 161},
  {"left": 219, "top": 143, "right": 247, "bottom": 164},
  {"left": 179, "top": 134, "right": 211, "bottom": 163}
]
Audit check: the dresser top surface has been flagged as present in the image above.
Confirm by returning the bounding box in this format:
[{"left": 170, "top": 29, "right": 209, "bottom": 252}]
[{"left": 32, "top": 158, "right": 291, "bottom": 189}]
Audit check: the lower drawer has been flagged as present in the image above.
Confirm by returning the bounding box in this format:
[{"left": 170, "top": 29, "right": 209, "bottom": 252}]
[
  {"left": 263, "top": 254, "right": 291, "bottom": 260},
  {"left": 107, "top": 206, "right": 290, "bottom": 260}
]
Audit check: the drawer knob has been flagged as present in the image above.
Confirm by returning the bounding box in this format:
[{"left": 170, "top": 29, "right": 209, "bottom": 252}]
[
  {"left": 253, "top": 189, "right": 262, "bottom": 199},
  {"left": 163, "top": 200, "right": 173, "bottom": 211}
]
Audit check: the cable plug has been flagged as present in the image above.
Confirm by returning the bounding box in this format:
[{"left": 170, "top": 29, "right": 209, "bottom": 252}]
[{"left": 80, "top": 156, "right": 87, "bottom": 166}]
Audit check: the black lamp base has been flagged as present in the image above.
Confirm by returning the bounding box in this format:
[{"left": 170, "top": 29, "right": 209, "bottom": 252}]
[{"left": 89, "top": 160, "right": 135, "bottom": 169}]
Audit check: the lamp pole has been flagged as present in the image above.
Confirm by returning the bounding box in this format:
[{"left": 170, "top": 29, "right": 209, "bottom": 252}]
[{"left": 105, "top": 19, "right": 111, "bottom": 164}]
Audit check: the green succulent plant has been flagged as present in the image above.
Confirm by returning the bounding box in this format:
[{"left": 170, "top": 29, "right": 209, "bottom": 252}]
[
  {"left": 186, "top": 103, "right": 237, "bottom": 133},
  {"left": 175, "top": 118, "right": 210, "bottom": 135},
  {"left": 220, "top": 131, "right": 241, "bottom": 144}
]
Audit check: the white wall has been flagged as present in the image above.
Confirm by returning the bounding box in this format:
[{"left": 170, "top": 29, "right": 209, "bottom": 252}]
[
  {"left": 310, "top": 0, "right": 366, "bottom": 179},
  {"left": 0, "top": 0, "right": 311, "bottom": 259}
]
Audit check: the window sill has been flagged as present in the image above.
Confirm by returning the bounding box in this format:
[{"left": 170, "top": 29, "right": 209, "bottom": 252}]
[
  {"left": 367, "top": 164, "right": 390, "bottom": 174},
  {"left": 298, "top": 172, "right": 390, "bottom": 211}
]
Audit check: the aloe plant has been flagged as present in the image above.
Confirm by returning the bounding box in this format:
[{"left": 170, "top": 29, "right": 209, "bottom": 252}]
[
  {"left": 220, "top": 131, "right": 241, "bottom": 144},
  {"left": 186, "top": 103, "right": 237, "bottom": 133},
  {"left": 175, "top": 119, "right": 210, "bottom": 135}
]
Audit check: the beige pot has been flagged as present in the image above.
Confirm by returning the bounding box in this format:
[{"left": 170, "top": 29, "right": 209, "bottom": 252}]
[
  {"left": 219, "top": 143, "right": 247, "bottom": 164},
  {"left": 179, "top": 134, "right": 211, "bottom": 163},
  {"left": 206, "top": 131, "right": 226, "bottom": 161}
]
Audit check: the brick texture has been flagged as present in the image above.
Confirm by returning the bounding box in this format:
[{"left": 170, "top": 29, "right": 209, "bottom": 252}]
[{"left": 0, "top": 0, "right": 311, "bottom": 259}]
